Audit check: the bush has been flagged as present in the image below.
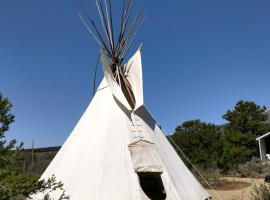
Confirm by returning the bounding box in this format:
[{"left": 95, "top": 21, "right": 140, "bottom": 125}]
[
  {"left": 251, "top": 183, "right": 270, "bottom": 200},
  {"left": 236, "top": 158, "right": 270, "bottom": 178},
  {"left": 195, "top": 167, "right": 222, "bottom": 188}
]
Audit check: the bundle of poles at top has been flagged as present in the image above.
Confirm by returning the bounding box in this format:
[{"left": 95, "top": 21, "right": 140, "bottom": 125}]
[{"left": 79, "top": 0, "right": 145, "bottom": 110}]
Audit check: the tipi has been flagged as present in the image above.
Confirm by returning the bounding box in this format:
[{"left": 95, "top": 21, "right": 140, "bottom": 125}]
[{"left": 31, "top": 1, "right": 211, "bottom": 199}]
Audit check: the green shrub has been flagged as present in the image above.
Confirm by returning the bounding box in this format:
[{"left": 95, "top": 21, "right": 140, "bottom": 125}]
[{"left": 237, "top": 158, "right": 270, "bottom": 178}]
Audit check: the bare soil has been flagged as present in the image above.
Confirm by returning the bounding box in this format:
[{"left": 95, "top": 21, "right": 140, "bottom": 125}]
[
  {"left": 206, "top": 177, "right": 264, "bottom": 200},
  {"left": 212, "top": 180, "right": 252, "bottom": 190}
]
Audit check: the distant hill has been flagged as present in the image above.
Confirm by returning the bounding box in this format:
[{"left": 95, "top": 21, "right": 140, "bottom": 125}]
[{"left": 23, "top": 146, "right": 61, "bottom": 175}]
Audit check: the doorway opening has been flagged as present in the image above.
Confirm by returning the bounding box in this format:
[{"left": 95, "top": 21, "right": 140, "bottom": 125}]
[{"left": 137, "top": 172, "right": 166, "bottom": 200}]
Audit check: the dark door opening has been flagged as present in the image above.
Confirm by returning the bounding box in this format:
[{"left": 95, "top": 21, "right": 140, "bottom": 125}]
[
  {"left": 265, "top": 137, "right": 270, "bottom": 154},
  {"left": 137, "top": 172, "right": 166, "bottom": 200}
]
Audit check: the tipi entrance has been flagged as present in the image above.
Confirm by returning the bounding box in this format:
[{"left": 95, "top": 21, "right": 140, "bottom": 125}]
[{"left": 138, "top": 172, "right": 166, "bottom": 200}]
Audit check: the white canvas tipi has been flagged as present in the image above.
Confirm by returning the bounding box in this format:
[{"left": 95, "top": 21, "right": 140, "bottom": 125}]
[{"left": 30, "top": 47, "right": 210, "bottom": 200}]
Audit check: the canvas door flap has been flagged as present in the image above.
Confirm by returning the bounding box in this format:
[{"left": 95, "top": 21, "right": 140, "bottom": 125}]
[{"left": 129, "top": 140, "right": 163, "bottom": 172}]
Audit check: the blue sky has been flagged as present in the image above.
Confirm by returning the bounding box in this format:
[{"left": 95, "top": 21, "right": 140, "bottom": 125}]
[{"left": 1, "top": 0, "right": 270, "bottom": 148}]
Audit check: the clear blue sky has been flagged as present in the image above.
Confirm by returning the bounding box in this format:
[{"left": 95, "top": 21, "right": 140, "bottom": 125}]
[{"left": 1, "top": 0, "right": 270, "bottom": 148}]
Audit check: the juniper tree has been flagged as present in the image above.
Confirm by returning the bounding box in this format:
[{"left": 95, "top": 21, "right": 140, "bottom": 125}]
[{"left": 0, "top": 93, "right": 69, "bottom": 200}]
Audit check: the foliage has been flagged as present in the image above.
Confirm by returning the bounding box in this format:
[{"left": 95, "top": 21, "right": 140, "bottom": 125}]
[
  {"left": 194, "top": 167, "right": 222, "bottom": 188},
  {"left": 0, "top": 93, "right": 15, "bottom": 137},
  {"left": 220, "top": 101, "right": 270, "bottom": 171},
  {"left": 251, "top": 183, "right": 270, "bottom": 200},
  {"left": 0, "top": 173, "right": 69, "bottom": 200},
  {"left": 28, "top": 175, "right": 70, "bottom": 200},
  {"left": 220, "top": 128, "right": 257, "bottom": 171},
  {"left": 236, "top": 158, "right": 270, "bottom": 178},
  {"left": 223, "top": 101, "right": 270, "bottom": 136},
  {"left": 0, "top": 93, "right": 18, "bottom": 170},
  {"left": 170, "top": 100, "right": 270, "bottom": 174},
  {"left": 19, "top": 148, "right": 60, "bottom": 175},
  {"left": 170, "top": 120, "right": 223, "bottom": 170},
  {"left": 0, "top": 93, "right": 69, "bottom": 200}
]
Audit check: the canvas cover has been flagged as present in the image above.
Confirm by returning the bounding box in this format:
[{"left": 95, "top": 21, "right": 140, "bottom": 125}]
[
  {"left": 125, "top": 45, "right": 144, "bottom": 110},
  {"left": 30, "top": 48, "right": 210, "bottom": 200}
]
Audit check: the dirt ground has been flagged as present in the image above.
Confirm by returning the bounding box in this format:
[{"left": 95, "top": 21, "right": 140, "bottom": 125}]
[{"left": 206, "top": 177, "right": 265, "bottom": 200}]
